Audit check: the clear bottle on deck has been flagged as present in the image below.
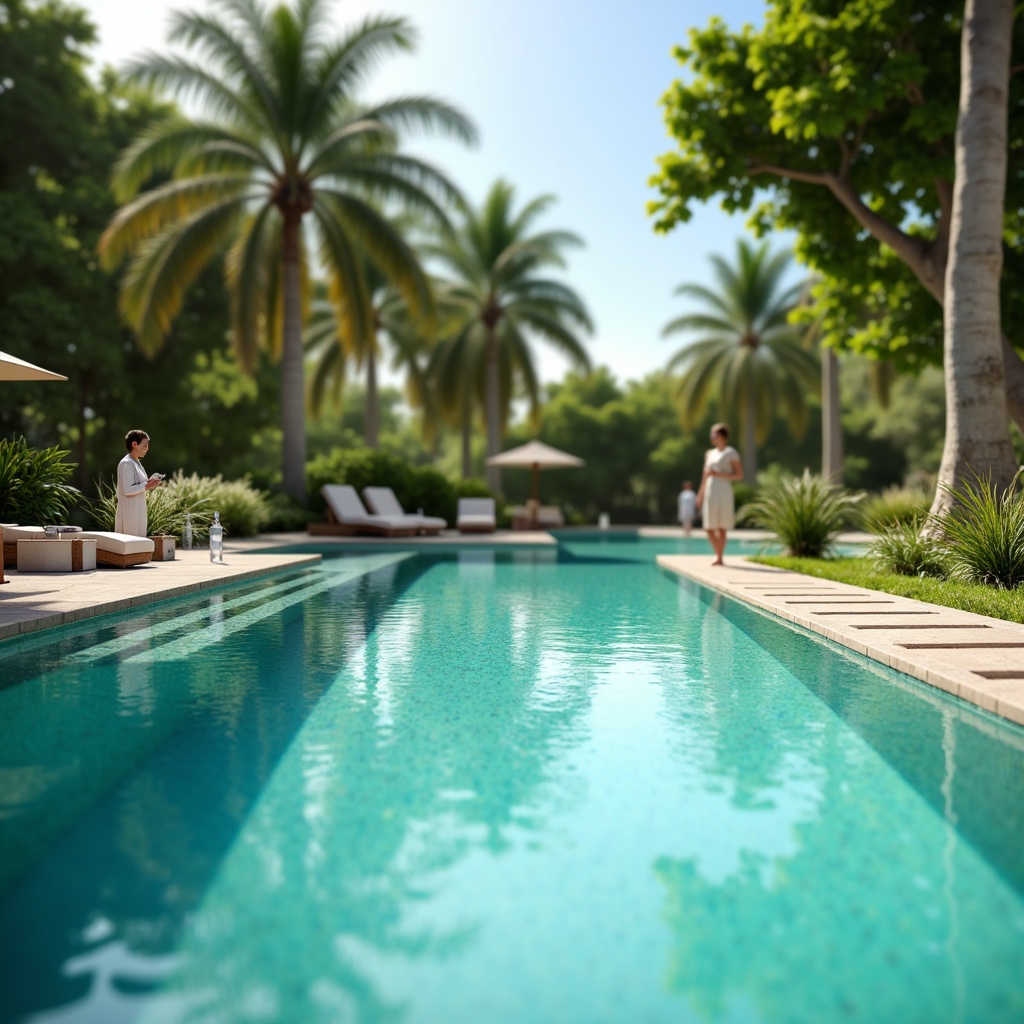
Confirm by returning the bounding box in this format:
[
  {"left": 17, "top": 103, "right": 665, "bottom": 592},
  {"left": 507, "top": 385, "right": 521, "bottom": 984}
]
[
  {"left": 209, "top": 511, "right": 224, "bottom": 564},
  {"left": 182, "top": 511, "right": 194, "bottom": 550}
]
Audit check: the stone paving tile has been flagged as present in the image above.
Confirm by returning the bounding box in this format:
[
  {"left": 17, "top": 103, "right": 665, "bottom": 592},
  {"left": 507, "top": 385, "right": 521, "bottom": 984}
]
[
  {"left": 0, "top": 547, "right": 321, "bottom": 642},
  {"left": 657, "top": 554, "right": 1024, "bottom": 728}
]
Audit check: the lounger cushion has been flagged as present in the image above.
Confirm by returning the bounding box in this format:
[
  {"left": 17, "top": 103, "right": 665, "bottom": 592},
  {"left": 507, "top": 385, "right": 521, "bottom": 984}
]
[
  {"left": 322, "top": 485, "right": 423, "bottom": 531},
  {"left": 457, "top": 514, "right": 496, "bottom": 530},
  {"left": 2, "top": 526, "right": 46, "bottom": 542},
  {"left": 78, "top": 531, "right": 155, "bottom": 556},
  {"left": 363, "top": 487, "right": 447, "bottom": 531},
  {"left": 457, "top": 498, "right": 496, "bottom": 518}
]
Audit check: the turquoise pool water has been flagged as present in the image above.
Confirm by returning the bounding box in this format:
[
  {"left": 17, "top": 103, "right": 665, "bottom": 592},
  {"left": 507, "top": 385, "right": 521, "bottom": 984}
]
[{"left": 1, "top": 538, "right": 1023, "bottom": 1023}]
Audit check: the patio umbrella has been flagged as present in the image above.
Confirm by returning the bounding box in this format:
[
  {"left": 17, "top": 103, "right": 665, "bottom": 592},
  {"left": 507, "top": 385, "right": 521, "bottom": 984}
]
[
  {"left": 0, "top": 350, "right": 67, "bottom": 382},
  {"left": 486, "top": 440, "right": 585, "bottom": 510},
  {"left": 1, "top": 351, "right": 66, "bottom": 584}
]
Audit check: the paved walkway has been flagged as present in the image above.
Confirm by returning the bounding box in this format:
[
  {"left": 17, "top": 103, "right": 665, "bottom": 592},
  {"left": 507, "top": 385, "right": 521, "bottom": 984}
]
[
  {"left": 658, "top": 554, "right": 1024, "bottom": 728},
  {"left": 0, "top": 548, "right": 320, "bottom": 643}
]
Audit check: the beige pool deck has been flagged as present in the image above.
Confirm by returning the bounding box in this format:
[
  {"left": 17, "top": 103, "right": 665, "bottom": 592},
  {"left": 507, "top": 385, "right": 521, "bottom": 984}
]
[{"left": 659, "top": 554, "right": 1024, "bottom": 728}]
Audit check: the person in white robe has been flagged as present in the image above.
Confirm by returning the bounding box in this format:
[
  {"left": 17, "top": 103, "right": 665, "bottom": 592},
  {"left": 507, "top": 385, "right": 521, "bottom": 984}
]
[{"left": 115, "top": 430, "right": 162, "bottom": 537}]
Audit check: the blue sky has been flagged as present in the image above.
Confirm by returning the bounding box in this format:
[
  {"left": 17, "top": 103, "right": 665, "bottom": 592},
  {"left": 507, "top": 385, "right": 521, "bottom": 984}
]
[{"left": 83, "top": 0, "right": 785, "bottom": 386}]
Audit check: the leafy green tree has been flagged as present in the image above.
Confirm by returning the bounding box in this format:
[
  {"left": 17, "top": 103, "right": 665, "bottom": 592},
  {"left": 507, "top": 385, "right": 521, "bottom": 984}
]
[
  {"left": 662, "top": 239, "right": 818, "bottom": 482},
  {"left": 648, "top": 0, "right": 1024, "bottom": 441},
  {"left": 428, "top": 180, "right": 593, "bottom": 493},
  {"left": 99, "top": 0, "right": 476, "bottom": 500}
]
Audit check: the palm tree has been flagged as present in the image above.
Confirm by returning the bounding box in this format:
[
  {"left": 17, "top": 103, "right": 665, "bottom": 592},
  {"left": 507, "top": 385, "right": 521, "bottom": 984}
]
[
  {"left": 98, "top": 0, "right": 476, "bottom": 500},
  {"left": 662, "top": 239, "right": 819, "bottom": 482},
  {"left": 428, "top": 180, "right": 593, "bottom": 493},
  {"left": 306, "top": 259, "right": 432, "bottom": 448}
]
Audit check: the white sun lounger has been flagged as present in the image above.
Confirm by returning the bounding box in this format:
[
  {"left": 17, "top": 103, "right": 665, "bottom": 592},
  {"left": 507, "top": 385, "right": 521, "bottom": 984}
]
[
  {"left": 308, "top": 485, "right": 422, "bottom": 537},
  {"left": 362, "top": 487, "right": 447, "bottom": 535},
  {"left": 457, "top": 498, "right": 496, "bottom": 533}
]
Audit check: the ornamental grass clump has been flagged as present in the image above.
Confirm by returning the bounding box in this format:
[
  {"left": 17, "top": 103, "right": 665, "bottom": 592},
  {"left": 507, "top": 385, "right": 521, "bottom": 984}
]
[
  {"left": 936, "top": 471, "right": 1024, "bottom": 589},
  {"left": 868, "top": 518, "right": 948, "bottom": 578},
  {"left": 740, "top": 469, "right": 863, "bottom": 558},
  {"left": 862, "top": 485, "right": 931, "bottom": 531}
]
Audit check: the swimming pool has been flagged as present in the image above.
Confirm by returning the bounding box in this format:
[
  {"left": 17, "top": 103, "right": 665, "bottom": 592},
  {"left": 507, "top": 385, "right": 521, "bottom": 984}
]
[{"left": 1, "top": 538, "right": 1022, "bottom": 1023}]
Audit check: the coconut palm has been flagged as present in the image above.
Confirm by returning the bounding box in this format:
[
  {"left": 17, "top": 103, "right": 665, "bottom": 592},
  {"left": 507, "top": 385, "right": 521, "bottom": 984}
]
[
  {"left": 98, "top": 0, "right": 476, "bottom": 500},
  {"left": 428, "top": 180, "right": 593, "bottom": 493},
  {"left": 663, "top": 239, "right": 819, "bottom": 482},
  {"left": 305, "top": 259, "right": 432, "bottom": 448}
]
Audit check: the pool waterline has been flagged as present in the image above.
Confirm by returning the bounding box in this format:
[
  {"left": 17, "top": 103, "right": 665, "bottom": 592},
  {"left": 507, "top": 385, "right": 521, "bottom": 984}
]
[{"left": 0, "top": 540, "right": 1022, "bottom": 1023}]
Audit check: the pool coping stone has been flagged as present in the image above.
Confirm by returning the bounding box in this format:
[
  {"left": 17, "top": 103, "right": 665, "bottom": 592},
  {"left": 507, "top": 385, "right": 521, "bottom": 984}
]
[{"left": 657, "top": 554, "right": 1024, "bottom": 729}]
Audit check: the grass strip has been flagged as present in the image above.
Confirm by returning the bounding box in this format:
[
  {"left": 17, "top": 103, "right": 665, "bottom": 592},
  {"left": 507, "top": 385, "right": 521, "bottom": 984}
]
[{"left": 750, "top": 556, "right": 1024, "bottom": 626}]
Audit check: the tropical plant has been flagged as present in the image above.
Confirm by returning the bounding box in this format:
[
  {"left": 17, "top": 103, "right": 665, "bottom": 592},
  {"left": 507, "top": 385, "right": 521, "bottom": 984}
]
[
  {"left": 0, "top": 437, "right": 80, "bottom": 525},
  {"left": 93, "top": 471, "right": 269, "bottom": 538},
  {"left": 868, "top": 518, "right": 948, "bottom": 578},
  {"left": 98, "top": 0, "right": 476, "bottom": 501},
  {"left": 861, "top": 486, "right": 932, "bottom": 531},
  {"left": 427, "top": 180, "right": 593, "bottom": 492},
  {"left": 663, "top": 239, "right": 819, "bottom": 483},
  {"left": 935, "top": 471, "right": 1024, "bottom": 589},
  {"left": 305, "top": 259, "right": 432, "bottom": 449},
  {"left": 740, "top": 470, "right": 863, "bottom": 558}
]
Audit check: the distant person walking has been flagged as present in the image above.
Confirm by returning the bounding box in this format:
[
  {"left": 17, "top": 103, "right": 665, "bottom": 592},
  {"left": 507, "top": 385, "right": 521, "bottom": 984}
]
[
  {"left": 696, "top": 423, "right": 744, "bottom": 566},
  {"left": 677, "top": 480, "right": 697, "bottom": 535},
  {"left": 116, "top": 429, "right": 162, "bottom": 538}
]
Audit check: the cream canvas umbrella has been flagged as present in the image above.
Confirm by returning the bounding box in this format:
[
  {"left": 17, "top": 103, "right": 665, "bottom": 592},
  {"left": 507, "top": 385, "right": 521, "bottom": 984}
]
[
  {"left": 486, "top": 441, "right": 584, "bottom": 524},
  {"left": 0, "top": 350, "right": 67, "bottom": 382},
  {"left": 1, "top": 351, "right": 66, "bottom": 584}
]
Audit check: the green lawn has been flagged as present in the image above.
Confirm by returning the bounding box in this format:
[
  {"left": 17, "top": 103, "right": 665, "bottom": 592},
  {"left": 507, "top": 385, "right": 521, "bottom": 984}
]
[{"left": 751, "top": 555, "right": 1024, "bottom": 625}]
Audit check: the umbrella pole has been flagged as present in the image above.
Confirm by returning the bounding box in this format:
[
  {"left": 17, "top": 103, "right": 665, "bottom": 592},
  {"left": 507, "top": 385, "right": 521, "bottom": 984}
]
[{"left": 532, "top": 463, "right": 540, "bottom": 528}]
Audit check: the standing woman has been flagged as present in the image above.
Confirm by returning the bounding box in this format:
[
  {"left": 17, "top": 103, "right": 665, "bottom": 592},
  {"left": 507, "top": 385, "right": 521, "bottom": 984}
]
[
  {"left": 116, "top": 429, "right": 162, "bottom": 537},
  {"left": 696, "top": 423, "right": 744, "bottom": 566}
]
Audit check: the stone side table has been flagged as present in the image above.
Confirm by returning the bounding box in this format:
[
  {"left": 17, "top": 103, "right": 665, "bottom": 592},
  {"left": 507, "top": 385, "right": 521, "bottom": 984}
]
[
  {"left": 17, "top": 538, "right": 97, "bottom": 573},
  {"left": 148, "top": 535, "right": 176, "bottom": 561}
]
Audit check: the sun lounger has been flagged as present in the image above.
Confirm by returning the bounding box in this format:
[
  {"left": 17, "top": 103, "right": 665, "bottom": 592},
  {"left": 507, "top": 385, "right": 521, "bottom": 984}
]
[
  {"left": 3, "top": 525, "right": 153, "bottom": 568},
  {"left": 457, "top": 498, "right": 496, "bottom": 533},
  {"left": 308, "top": 485, "right": 422, "bottom": 537},
  {"left": 511, "top": 504, "right": 565, "bottom": 530},
  {"left": 362, "top": 487, "right": 447, "bottom": 535},
  {"left": 78, "top": 531, "right": 155, "bottom": 567}
]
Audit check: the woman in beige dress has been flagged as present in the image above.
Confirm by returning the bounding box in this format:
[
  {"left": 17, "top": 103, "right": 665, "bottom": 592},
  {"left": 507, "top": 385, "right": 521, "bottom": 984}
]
[
  {"left": 696, "top": 423, "right": 744, "bottom": 566},
  {"left": 115, "top": 429, "right": 162, "bottom": 537}
]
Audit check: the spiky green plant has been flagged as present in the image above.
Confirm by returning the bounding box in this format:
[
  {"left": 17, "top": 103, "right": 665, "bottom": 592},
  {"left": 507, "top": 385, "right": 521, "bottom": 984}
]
[
  {"left": 935, "top": 471, "right": 1024, "bottom": 588},
  {"left": 862, "top": 485, "right": 932, "bottom": 532},
  {"left": 663, "top": 239, "right": 819, "bottom": 482},
  {"left": 98, "top": 0, "right": 476, "bottom": 500},
  {"left": 868, "top": 518, "right": 948, "bottom": 577},
  {"left": 426, "top": 180, "right": 593, "bottom": 491},
  {"left": 740, "top": 469, "right": 863, "bottom": 558},
  {"left": 0, "top": 437, "right": 80, "bottom": 524}
]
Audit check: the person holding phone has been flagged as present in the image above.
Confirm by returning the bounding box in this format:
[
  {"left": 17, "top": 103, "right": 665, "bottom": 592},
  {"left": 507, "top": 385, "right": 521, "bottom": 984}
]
[{"left": 116, "top": 429, "right": 163, "bottom": 537}]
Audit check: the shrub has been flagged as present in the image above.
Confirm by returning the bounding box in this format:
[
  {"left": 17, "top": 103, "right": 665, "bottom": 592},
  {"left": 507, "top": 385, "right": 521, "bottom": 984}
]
[
  {"left": 92, "top": 472, "right": 269, "bottom": 539},
  {"left": 263, "top": 493, "right": 313, "bottom": 533},
  {"left": 868, "top": 518, "right": 948, "bottom": 577},
  {"left": 740, "top": 469, "right": 864, "bottom": 558},
  {"left": 0, "top": 437, "right": 80, "bottom": 524},
  {"left": 862, "top": 485, "right": 932, "bottom": 532},
  {"left": 936, "top": 471, "right": 1024, "bottom": 589}
]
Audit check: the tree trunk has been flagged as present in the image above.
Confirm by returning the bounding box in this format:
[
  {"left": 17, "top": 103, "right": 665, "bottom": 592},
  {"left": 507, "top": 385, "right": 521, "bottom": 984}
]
[
  {"left": 742, "top": 388, "right": 758, "bottom": 485},
  {"left": 76, "top": 369, "right": 90, "bottom": 493},
  {"left": 929, "top": 0, "right": 1017, "bottom": 518},
  {"left": 365, "top": 341, "right": 379, "bottom": 449},
  {"left": 484, "top": 326, "right": 502, "bottom": 495},
  {"left": 821, "top": 347, "right": 843, "bottom": 483},
  {"left": 461, "top": 400, "right": 473, "bottom": 479},
  {"left": 280, "top": 212, "right": 307, "bottom": 502}
]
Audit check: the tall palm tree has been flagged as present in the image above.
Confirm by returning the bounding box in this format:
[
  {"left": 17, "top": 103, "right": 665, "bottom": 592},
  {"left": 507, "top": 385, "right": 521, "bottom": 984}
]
[
  {"left": 428, "top": 180, "right": 593, "bottom": 493},
  {"left": 305, "top": 259, "right": 432, "bottom": 448},
  {"left": 98, "top": 0, "right": 476, "bottom": 500},
  {"left": 662, "top": 239, "right": 819, "bottom": 482}
]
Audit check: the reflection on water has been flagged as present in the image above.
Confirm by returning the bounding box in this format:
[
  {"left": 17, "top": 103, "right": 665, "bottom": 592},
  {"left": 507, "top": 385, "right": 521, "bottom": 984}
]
[{"left": 0, "top": 547, "right": 1022, "bottom": 1023}]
